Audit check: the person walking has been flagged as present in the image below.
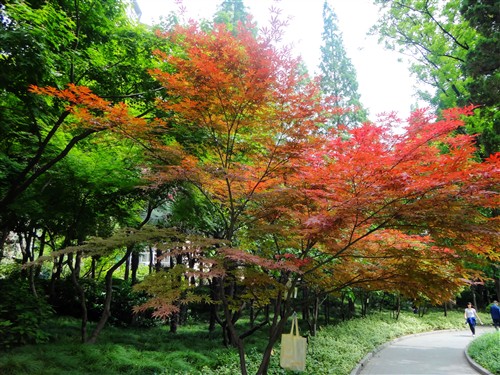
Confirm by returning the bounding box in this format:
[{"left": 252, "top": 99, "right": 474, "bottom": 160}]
[
  {"left": 490, "top": 300, "right": 500, "bottom": 331},
  {"left": 464, "top": 302, "right": 483, "bottom": 336}
]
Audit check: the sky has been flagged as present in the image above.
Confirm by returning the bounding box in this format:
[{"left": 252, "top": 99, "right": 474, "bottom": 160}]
[{"left": 136, "top": 0, "right": 420, "bottom": 120}]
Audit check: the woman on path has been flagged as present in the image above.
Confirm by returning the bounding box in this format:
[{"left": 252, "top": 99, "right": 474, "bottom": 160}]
[{"left": 464, "top": 302, "right": 483, "bottom": 336}]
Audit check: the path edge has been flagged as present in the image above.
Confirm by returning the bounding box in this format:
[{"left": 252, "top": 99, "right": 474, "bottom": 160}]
[{"left": 464, "top": 341, "right": 494, "bottom": 375}]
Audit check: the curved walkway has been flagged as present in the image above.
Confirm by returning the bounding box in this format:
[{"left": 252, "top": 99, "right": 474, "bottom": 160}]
[{"left": 351, "top": 326, "right": 493, "bottom": 375}]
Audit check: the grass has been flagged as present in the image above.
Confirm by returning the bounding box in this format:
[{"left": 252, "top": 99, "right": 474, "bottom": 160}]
[
  {"left": 468, "top": 330, "right": 500, "bottom": 375},
  {"left": 0, "top": 310, "right": 466, "bottom": 375}
]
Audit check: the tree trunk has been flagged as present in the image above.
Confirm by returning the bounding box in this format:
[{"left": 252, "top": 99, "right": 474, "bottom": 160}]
[
  {"left": 302, "top": 286, "right": 309, "bottom": 322},
  {"left": 208, "top": 279, "right": 218, "bottom": 333},
  {"left": 131, "top": 249, "right": 140, "bottom": 285},
  {"left": 68, "top": 257, "right": 88, "bottom": 343},
  {"left": 155, "top": 249, "right": 163, "bottom": 272},
  {"left": 124, "top": 252, "right": 130, "bottom": 281},
  {"left": 361, "top": 292, "right": 370, "bottom": 317},
  {"left": 148, "top": 246, "right": 154, "bottom": 274},
  {"left": 393, "top": 294, "right": 401, "bottom": 320},
  {"left": 34, "top": 229, "right": 47, "bottom": 278},
  {"left": 324, "top": 296, "right": 330, "bottom": 325},
  {"left": 90, "top": 256, "right": 97, "bottom": 279},
  {"left": 494, "top": 276, "right": 500, "bottom": 301},
  {"left": 307, "top": 295, "right": 321, "bottom": 336},
  {"left": 74, "top": 251, "right": 82, "bottom": 278},
  {"left": 471, "top": 285, "right": 478, "bottom": 308},
  {"left": 49, "top": 254, "right": 65, "bottom": 301},
  {"left": 0, "top": 228, "right": 9, "bottom": 261},
  {"left": 170, "top": 312, "right": 179, "bottom": 333},
  {"left": 250, "top": 303, "right": 255, "bottom": 327},
  {"left": 188, "top": 254, "right": 196, "bottom": 285},
  {"left": 86, "top": 247, "right": 132, "bottom": 344},
  {"left": 348, "top": 297, "right": 355, "bottom": 319},
  {"left": 222, "top": 306, "right": 247, "bottom": 375},
  {"left": 180, "top": 303, "right": 188, "bottom": 325},
  {"left": 256, "top": 299, "right": 289, "bottom": 375},
  {"left": 19, "top": 231, "right": 33, "bottom": 278}
]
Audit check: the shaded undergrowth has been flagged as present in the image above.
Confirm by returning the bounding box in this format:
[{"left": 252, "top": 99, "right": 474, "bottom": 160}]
[{"left": 0, "top": 310, "right": 468, "bottom": 374}]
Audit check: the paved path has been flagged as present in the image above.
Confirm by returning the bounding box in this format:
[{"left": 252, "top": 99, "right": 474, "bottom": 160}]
[{"left": 352, "top": 326, "right": 492, "bottom": 375}]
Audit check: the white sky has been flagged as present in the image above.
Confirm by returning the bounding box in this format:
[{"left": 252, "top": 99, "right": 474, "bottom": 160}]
[{"left": 137, "top": 0, "right": 420, "bottom": 120}]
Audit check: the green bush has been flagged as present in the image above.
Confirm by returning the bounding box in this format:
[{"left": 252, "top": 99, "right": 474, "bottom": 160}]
[
  {"left": 0, "top": 278, "right": 53, "bottom": 350},
  {"left": 108, "top": 281, "right": 158, "bottom": 327},
  {"left": 468, "top": 331, "right": 500, "bottom": 375}
]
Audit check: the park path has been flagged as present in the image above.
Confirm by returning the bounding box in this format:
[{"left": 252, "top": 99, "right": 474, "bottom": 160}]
[{"left": 351, "top": 325, "right": 492, "bottom": 375}]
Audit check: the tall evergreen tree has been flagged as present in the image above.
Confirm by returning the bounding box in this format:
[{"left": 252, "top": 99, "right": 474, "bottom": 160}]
[
  {"left": 460, "top": 0, "right": 499, "bottom": 158},
  {"left": 213, "top": 0, "right": 250, "bottom": 32},
  {"left": 319, "top": 0, "right": 367, "bottom": 128}
]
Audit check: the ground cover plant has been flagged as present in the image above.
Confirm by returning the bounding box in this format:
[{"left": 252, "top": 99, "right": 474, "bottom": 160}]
[
  {"left": 0, "top": 310, "right": 466, "bottom": 375},
  {"left": 468, "top": 331, "right": 500, "bottom": 375}
]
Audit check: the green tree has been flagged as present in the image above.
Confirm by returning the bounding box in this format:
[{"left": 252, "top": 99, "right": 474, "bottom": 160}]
[
  {"left": 371, "top": 0, "right": 498, "bottom": 157},
  {"left": 319, "top": 0, "right": 367, "bottom": 127},
  {"left": 0, "top": 0, "right": 162, "bottom": 255},
  {"left": 371, "top": 0, "right": 474, "bottom": 109}
]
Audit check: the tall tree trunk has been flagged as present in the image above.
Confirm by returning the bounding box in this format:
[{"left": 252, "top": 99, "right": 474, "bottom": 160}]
[
  {"left": 188, "top": 254, "right": 196, "bottom": 285},
  {"left": 493, "top": 270, "right": 500, "bottom": 301},
  {"left": 394, "top": 294, "right": 401, "bottom": 320},
  {"left": 19, "top": 231, "right": 33, "bottom": 278},
  {"left": 68, "top": 256, "right": 88, "bottom": 343},
  {"left": 219, "top": 279, "right": 248, "bottom": 375},
  {"left": 302, "top": 286, "right": 309, "bottom": 322},
  {"left": 49, "top": 254, "right": 65, "bottom": 301},
  {"left": 324, "top": 296, "right": 330, "bottom": 325},
  {"left": 90, "top": 256, "right": 98, "bottom": 279},
  {"left": 0, "top": 227, "right": 9, "bottom": 261},
  {"left": 348, "top": 297, "right": 355, "bottom": 319},
  {"left": 155, "top": 249, "right": 163, "bottom": 272},
  {"left": 148, "top": 246, "right": 154, "bottom": 274},
  {"left": 131, "top": 249, "right": 140, "bottom": 285},
  {"left": 74, "top": 251, "right": 82, "bottom": 278},
  {"left": 306, "top": 294, "right": 322, "bottom": 336},
  {"left": 361, "top": 291, "right": 370, "bottom": 317},
  {"left": 471, "top": 285, "right": 478, "bottom": 308},
  {"left": 34, "top": 229, "right": 47, "bottom": 278},
  {"left": 124, "top": 252, "right": 130, "bottom": 281}
]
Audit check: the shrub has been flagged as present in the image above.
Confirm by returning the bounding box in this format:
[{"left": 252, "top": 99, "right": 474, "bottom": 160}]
[
  {"left": 46, "top": 278, "right": 157, "bottom": 327},
  {"left": 0, "top": 278, "right": 53, "bottom": 350},
  {"left": 109, "top": 281, "right": 158, "bottom": 327},
  {"left": 468, "top": 331, "right": 500, "bottom": 375}
]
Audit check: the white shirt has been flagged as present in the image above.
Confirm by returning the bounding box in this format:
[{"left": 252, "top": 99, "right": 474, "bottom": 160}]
[{"left": 465, "top": 307, "right": 477, "bottom": 318}]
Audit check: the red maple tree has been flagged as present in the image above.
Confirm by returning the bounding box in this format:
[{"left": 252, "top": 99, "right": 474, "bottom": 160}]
[
  {"left": 29, "top": 16, "right": 499, "bottom": 375},
  {"left": 135, "top": 14, "right": 500, "bottom": 372}
]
